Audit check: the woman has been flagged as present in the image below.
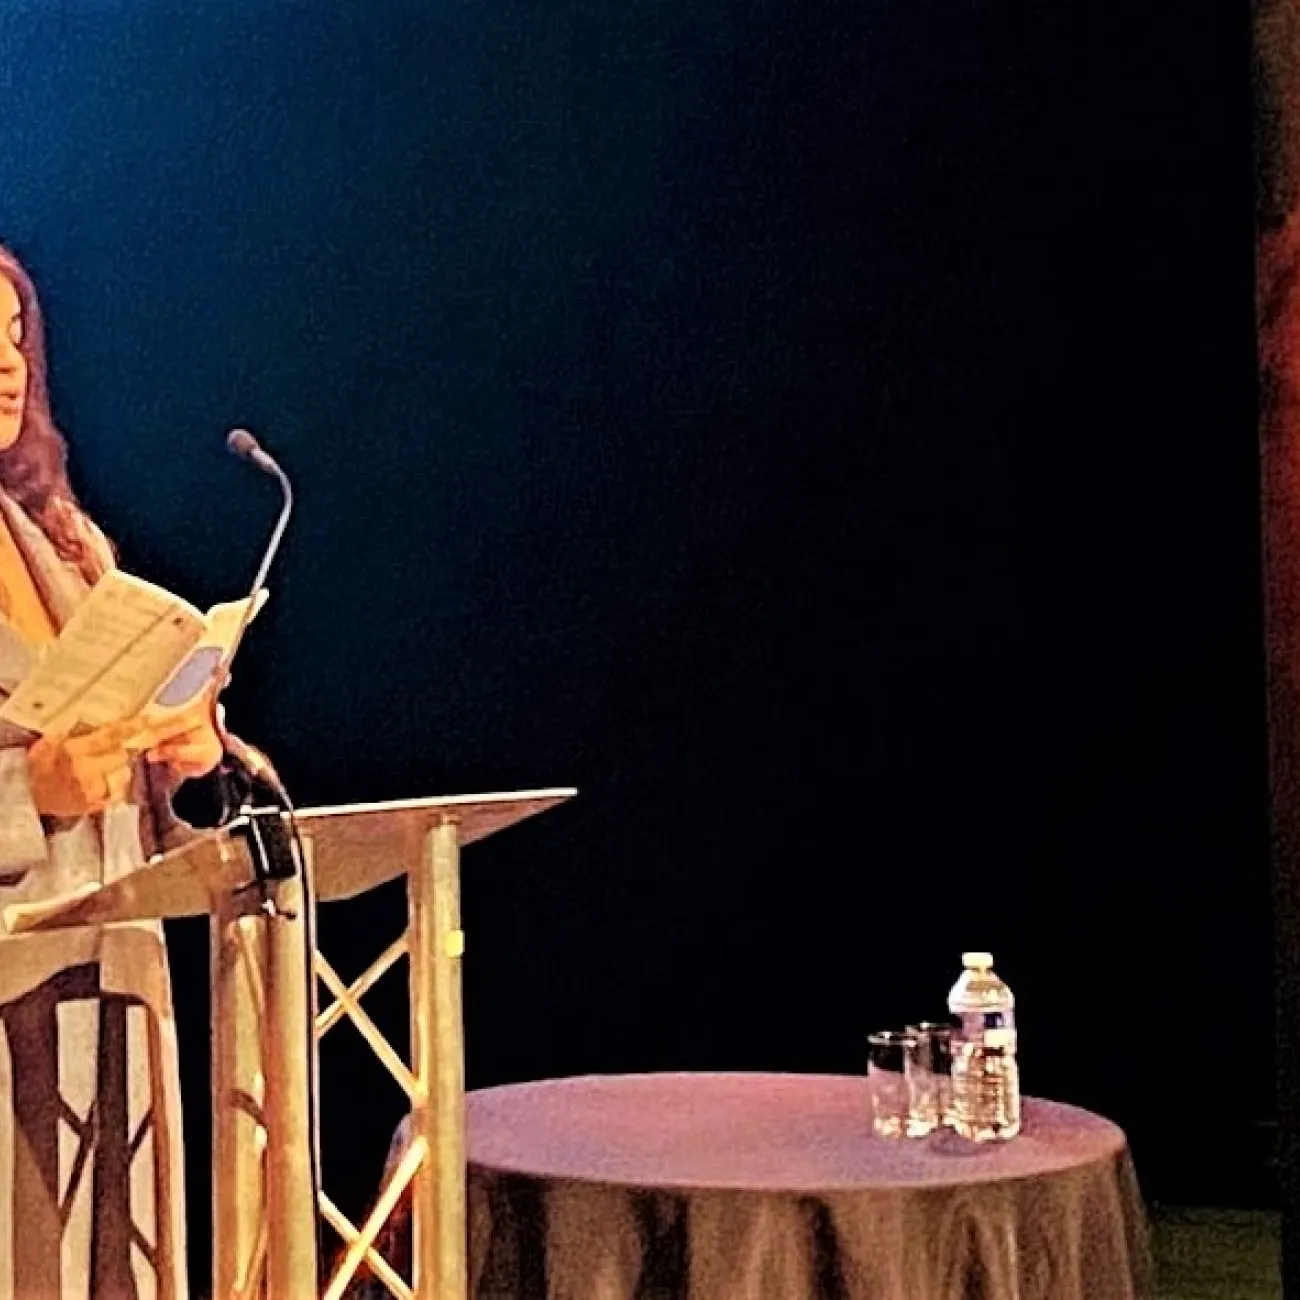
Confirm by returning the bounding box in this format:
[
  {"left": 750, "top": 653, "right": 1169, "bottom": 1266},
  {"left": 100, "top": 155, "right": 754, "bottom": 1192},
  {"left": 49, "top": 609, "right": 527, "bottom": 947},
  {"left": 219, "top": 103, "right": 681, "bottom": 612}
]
[{"left": 0, "top": 243, "right": 222, "bottom": 1299}]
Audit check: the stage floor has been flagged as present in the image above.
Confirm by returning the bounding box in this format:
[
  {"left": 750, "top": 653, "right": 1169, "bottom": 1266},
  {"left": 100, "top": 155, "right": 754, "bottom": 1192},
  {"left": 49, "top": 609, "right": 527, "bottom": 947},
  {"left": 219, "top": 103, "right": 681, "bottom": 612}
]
[{"left": 1151, "top": 1207, "right": 1280, "bottom": 1300}]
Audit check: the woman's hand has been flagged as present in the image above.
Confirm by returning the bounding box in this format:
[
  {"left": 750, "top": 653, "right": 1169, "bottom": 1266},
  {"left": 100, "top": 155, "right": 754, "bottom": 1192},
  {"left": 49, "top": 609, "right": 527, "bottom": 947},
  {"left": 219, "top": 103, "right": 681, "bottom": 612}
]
[
  {"left": 28, "top": 696, "right": 226, "bottom": 817},
  {"left": 143, "top": 697, "right": 225, "bottom": 782},
  {"left": 27, "top": 720, "right": 149, "bottom": 818}
]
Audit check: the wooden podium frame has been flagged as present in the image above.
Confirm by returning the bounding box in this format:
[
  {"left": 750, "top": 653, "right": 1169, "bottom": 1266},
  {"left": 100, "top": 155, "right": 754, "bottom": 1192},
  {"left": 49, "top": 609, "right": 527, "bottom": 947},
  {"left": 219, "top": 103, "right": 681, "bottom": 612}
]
[{"left": 2, "top": 787, "right": 576, "bottom": 1300}]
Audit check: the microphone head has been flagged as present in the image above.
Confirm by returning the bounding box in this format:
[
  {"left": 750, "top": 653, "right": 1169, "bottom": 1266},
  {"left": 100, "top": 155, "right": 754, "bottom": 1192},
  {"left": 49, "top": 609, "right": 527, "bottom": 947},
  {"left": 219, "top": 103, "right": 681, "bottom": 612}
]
[{"left": 226, "top": 428, "right": 261, "bottom": 461}]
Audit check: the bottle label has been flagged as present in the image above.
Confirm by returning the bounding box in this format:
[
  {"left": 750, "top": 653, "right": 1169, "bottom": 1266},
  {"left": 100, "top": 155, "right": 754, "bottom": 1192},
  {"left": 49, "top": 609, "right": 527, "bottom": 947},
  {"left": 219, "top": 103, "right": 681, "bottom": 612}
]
[{"left": 963, "top": 1011, "right": 1016, "bottom": 1050}]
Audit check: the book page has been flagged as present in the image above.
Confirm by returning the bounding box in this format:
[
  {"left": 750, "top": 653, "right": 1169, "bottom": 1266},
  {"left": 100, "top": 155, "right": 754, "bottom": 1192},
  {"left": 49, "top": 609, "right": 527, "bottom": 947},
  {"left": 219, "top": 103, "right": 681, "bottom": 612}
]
[
  {"left": 0, "top": 571, "right": 207, "bottom": 734},
  {"left": 147, "top": 590, "right": 267, "bottom": 716}
]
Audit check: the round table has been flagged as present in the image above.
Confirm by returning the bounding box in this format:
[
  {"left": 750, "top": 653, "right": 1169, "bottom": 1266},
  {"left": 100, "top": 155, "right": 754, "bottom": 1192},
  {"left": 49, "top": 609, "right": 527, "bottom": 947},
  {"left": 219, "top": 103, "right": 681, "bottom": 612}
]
[{"left": 467, "top": 1073, "right": 1153, "bottom": 1300}]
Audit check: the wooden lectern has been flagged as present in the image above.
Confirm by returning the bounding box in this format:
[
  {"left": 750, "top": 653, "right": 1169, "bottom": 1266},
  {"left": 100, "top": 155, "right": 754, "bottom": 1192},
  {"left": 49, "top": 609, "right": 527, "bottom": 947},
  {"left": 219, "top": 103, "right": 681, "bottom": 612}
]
[{"left": 2, "top": 787, "right": 576, "bottom": 1300}]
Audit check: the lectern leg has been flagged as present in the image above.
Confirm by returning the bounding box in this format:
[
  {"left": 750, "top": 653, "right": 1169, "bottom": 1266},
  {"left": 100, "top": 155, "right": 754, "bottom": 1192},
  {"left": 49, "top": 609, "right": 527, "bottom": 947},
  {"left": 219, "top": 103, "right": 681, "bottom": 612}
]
[
  {"left": 212, "top": 904, "right": 269, "bottom": 1298},
  {"left": 212, "top": 883, "right": 319, "bottom": 1300},
  {"left": 409, "top": 818, "right": 467, "bottom": 1300},
  {"left": 264, "top": 876, "right": 320, "bottom": 1300}
]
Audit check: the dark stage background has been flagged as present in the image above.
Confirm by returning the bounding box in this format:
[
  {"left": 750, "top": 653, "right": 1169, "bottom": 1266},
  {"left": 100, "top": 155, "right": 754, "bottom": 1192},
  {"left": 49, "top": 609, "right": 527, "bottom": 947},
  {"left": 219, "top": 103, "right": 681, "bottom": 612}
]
[{"left": 0, "top": 0, "right": 1269, "bottom": 1279}]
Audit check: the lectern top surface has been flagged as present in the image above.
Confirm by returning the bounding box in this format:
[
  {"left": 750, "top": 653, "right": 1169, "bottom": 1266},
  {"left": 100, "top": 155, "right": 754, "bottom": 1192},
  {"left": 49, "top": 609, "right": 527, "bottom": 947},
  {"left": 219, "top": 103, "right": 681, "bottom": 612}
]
[
  {"left": 300, "top": 787, "right": 576, "bottom": 901},
  {"left": 1, "top": 787, "right": 575, "bottom": 932}
]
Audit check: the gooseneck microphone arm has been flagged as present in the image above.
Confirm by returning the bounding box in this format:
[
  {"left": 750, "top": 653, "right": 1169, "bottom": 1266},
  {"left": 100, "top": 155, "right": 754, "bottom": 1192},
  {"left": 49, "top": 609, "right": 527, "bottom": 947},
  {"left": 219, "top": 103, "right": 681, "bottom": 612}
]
[
  {"left": 216, "top": 430, "right": 326, "bottom": 1220},
  {"left": 215, "top": 428, "right": 294, "bottom": 815},
  {"left": 221, "top": 428, "right": 294, "bottom": 690}
]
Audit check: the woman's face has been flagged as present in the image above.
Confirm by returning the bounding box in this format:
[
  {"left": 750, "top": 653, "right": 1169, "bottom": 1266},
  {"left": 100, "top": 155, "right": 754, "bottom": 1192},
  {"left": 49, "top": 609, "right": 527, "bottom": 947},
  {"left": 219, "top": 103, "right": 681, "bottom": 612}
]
[{"left": 0, "top": 277, "right": 26, "bottom": 451}]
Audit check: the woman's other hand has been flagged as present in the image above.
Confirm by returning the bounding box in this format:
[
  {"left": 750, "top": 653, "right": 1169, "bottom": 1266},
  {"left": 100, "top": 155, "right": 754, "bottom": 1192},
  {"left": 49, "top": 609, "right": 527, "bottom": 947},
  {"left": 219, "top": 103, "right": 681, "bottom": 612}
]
[{"left": 27, "top": 721, "right": 147, "bottom": 817}]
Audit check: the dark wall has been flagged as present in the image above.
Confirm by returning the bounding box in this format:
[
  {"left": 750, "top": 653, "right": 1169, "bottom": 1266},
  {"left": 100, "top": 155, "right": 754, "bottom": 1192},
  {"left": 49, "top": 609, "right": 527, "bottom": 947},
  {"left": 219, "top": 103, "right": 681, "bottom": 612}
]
[{"left": 0, "top": 0, "right": 1267, "bottom": 1271}]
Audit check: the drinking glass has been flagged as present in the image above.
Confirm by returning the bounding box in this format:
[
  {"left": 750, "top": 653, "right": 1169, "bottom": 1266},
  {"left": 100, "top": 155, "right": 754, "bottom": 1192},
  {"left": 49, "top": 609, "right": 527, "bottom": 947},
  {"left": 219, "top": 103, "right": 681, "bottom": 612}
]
[
  {"left": 905, "top": 1021, "right": 955, "bottom": 1136},
  {"left": 867, "top": 1031, "right": 914, "bottom": 1138}
]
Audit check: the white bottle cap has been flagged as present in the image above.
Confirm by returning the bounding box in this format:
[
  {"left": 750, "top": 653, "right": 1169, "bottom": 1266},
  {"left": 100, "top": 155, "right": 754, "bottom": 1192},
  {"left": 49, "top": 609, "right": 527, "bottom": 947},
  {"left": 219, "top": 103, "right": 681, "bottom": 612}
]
[
  {"left": 962, "top": 951, "right": 994, "bottom": 969},
  {"left": 984, "top": 1028, "right": 1015, "bottom": 1049}
]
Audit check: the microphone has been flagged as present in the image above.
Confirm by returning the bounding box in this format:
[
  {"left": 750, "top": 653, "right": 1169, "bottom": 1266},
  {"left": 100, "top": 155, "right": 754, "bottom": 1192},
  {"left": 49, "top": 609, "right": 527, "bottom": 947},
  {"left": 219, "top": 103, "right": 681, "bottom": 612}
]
[
  {"left": 214, "top": 428, "right": 295, "bottom": 812},
  {"left": 227, "top": 427, "right": 280, "bottom": 477},
  {"left": 225, "top": 428, "right": 294, "bottom": 598}
]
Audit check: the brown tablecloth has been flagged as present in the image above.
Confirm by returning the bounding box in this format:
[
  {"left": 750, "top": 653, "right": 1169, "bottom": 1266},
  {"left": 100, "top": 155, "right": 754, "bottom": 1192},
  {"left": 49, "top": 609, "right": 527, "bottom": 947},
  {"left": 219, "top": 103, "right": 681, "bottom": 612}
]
[{"left": 467, "top": 1073, "right": 1153, "bottom": 1300}]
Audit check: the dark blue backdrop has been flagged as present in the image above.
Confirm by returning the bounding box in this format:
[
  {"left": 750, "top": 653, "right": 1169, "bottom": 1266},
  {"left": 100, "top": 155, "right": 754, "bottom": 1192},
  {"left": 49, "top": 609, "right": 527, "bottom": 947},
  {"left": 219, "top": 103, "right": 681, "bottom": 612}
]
[{"left": 0, "top": 0, "right": 1270, "bottom": 1277}]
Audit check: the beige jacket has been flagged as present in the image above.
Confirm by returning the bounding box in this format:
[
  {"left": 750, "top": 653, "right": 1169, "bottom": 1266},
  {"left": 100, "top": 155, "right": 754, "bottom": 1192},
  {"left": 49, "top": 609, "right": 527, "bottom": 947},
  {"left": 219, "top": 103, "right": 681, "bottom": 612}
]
[{"left": 0, "top": 492, "right": 187, "bottom": 1300}]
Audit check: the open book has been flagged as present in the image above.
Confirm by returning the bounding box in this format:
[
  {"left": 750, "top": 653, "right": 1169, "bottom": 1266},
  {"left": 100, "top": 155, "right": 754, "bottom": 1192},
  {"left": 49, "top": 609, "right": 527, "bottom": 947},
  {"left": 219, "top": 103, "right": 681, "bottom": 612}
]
[{"left": 0, "top": 571, "right": 265, "bottom": 735}]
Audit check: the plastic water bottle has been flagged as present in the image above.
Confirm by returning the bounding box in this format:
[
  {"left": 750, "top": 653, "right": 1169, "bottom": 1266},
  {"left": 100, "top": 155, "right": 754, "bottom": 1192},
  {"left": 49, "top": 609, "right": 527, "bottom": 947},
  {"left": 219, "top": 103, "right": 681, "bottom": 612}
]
[{"left": 947, "top": 951, "right": 1021, "bottom": 1141}]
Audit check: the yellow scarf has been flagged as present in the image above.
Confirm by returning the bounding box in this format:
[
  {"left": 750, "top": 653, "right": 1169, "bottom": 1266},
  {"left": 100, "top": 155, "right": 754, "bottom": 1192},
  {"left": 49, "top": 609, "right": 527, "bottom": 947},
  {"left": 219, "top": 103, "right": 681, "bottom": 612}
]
[{"left": 0, "top": 507, "right": 57, "bottom": 645}]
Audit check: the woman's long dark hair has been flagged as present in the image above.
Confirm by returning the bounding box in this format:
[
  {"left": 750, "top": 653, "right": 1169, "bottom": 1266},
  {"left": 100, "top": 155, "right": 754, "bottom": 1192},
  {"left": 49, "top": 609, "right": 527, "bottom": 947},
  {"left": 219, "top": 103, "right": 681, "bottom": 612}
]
[{"left": 0, "top": 244, "right": 106, "bottom": 585}]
